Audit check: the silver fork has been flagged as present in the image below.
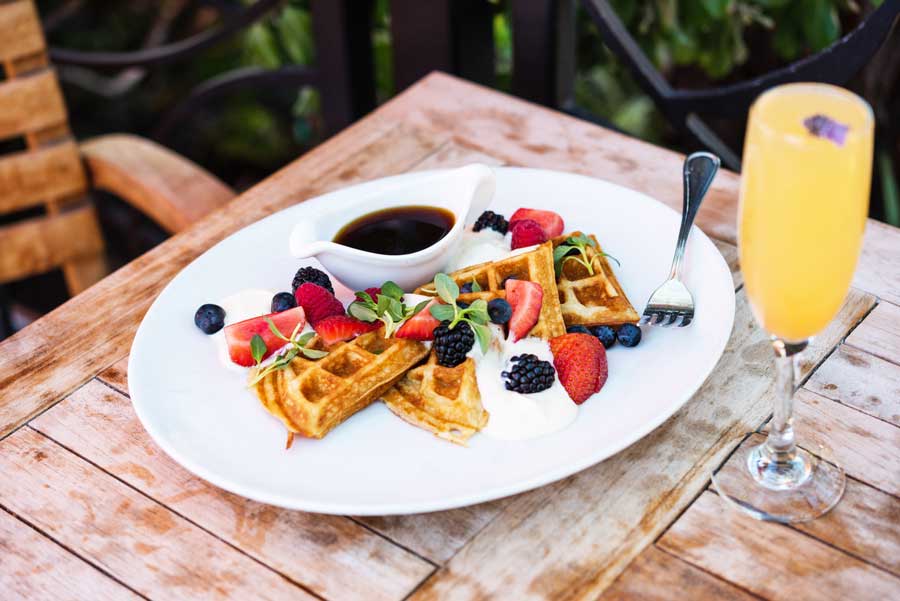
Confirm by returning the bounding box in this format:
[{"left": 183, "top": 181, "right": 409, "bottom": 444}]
[{"left": 640, "top": 151, "right": 720, "bottom": 327}]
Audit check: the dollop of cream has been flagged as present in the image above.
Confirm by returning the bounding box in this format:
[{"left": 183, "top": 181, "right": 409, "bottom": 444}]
[{"left": 448, "top": 229, "right": 511, "bottom": 271}]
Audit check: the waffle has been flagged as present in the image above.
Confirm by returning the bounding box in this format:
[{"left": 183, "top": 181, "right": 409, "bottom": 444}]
[
  {"left": 383, "top": 355, "right": 488, "bottom": 446},
  {"left": 551, "top": 232, "right": 639, "bottom": 326},
  {"left": 415, "top": 241, "right": 566, "bottom": 340},
  {"left": 251, "top": 330, "right": 429, "bottom": 439}
]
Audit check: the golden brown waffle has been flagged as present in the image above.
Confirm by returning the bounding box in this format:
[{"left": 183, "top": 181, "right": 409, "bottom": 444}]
[
  {"left": 251, "top": 330, "right": 429, "bottom": 439},
  {"left": 551, "top": 232, "right": 639, "bottom": 326},
  {"left": 382, "top": 355, "right": 488, "bottom": 446},
  {"left": 415, "top": 241, "right": 566, "bottom": 340}
]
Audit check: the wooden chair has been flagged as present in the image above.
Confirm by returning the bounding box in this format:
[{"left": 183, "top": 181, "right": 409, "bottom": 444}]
[{"left": 0, "top": 0, "right": 235, "bottom": 308}]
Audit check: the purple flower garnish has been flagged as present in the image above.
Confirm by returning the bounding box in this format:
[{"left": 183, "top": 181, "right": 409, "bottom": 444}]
[{"left": 803, "top": 114, "right": 849, "bottom": 147}]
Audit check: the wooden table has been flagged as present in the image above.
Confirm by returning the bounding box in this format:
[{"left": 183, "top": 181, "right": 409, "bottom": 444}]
[{"left": 1, "top": 73, "right": 898, "bottom": 600}]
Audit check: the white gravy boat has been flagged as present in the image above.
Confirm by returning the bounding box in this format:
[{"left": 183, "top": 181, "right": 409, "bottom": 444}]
[{"left": 289, "top": 164, "right": 496, "bottom": 291}]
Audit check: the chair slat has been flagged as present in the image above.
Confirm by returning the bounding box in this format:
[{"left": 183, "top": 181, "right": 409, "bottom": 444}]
[
  {"left": 0, "top": 141, "right": 87, "bottom": 214},
  {"left": 0, "top": 0, "right": 45, "bottom": 64},
  {"left": 0, "top": 204, "right": 105, "bottom": 284},
  {"left": 0, "top": 69, "right": 68, "bottom": 141}
]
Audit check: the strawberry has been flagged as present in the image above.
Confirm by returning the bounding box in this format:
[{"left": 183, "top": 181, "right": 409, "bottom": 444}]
[
  {"left": 295, "top": 282, "right": 345, "bottom": 326},
  {"left": 224, "top": 306, "right": 306, "bottom": 367},
  {"left": 396, "top": 299, "right": 441, "bottom": 340},
  {"left": 505, "top": 279, "right": 543, "bottom": 341},
  {"left": 510, "top": 219, "right": 547, "bottom": 250},
  {"left": 364, "top": 287, "right": 381, "bottom": 299},
  {"left": 510, "top": 208, "right": 564, "bottom": 238},
  {"left": 549, "top": 333, "right": 608, "bottom": 404},
  {"left": 313, "top": 315, "right": 379, "bottom": 345}
]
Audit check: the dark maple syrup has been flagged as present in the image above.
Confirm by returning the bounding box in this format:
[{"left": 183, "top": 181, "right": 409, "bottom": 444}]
[{"left": 333, "top": 205, "right": 455, "bottom": 255}]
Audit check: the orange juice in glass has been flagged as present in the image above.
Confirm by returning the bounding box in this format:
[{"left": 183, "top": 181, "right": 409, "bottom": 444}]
[{"left": 713, "top": 83, "right": 874, "bottom": 523}]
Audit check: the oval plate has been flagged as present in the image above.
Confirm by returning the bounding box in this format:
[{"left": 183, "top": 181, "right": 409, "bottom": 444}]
[{"left": 129, "top": 167, "right": 735, "bottom": 515}]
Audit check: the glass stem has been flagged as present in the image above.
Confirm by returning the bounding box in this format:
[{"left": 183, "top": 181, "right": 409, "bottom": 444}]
[{"left": 765, "top": 338, "right": 807, "bottom": 458}]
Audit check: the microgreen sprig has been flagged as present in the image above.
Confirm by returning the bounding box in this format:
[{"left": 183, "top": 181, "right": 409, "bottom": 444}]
[
  {"left": 428, "top": 273, "right": 493, "bottom": 353},
  {"left": 347, "top": 280, "right": 428, "bottom": 338},
  {"left": 247, "top": 319, "right": 328, "bottom": 387},
  {"left": 553, "top": 233, "right": 620, "bottom": 276}
]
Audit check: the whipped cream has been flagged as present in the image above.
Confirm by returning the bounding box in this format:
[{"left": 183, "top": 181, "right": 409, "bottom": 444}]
[
  {"left": 448, "top": 229, "right": 511, "bottom": 272},
  {"left": 466, "top": 326, "right": 577, "bottom": 441}
]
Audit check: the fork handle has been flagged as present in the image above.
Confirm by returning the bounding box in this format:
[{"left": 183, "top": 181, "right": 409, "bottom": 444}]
[{"left": 669, "top": 152, "right": 720, "bottom": 279}]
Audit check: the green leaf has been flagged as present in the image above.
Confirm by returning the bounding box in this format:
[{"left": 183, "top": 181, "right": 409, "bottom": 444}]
[
  {"left": 381, "top": 281, "right": 404, "bottom": 300},
  {"left": 355, "top": 291, "right": 376, "bottom": 307},
  {"left": 470, "top": 279, "right": 482, "bottom": 292},
  {"left": 387, "top": 298, "right": 405, "bottom": 321},
  {"left": 434, "top": 273, "right": 459, "bottom": 305},
  {"left": 553, "top": 245, "right": 574, "bottom": 271},
  {"left": 265, "top": 317, "right": 290, "bottom": 342},
  {"left": 382, "top": 311, "right": 396, "bottom": 337},
  {"left": 410, "top": 299, "right": 430, "bottom": 316},
  {"left": 473, "top": 323, "right": 492, "bottom": 355},
  {"left": 250, "top": 334, "right": 267, "bottom": 365},
  {"left": 300, "top": 347, "right": 328, "bottom": 359},
  {"left": 348, "top": 302, "right": 378, "bottom": 322},
  {"left": 430, "top": 303, "right": 455, "bottom": 322},
  {"left": 296, "top": 331, "right": 316, "bottom": 346},
  {"left": 467, "top": 299, "right": 489, "bottom": 325},
  {"left": 376, "top": 294, "right": 392, "bottom": 316}
]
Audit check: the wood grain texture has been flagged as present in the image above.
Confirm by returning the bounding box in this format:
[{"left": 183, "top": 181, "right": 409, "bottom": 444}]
[
  {"left": 0, "top": 141, "right": 87, "bottom": 213},
  {"left": 0, "top": 507, "right": 142, "bottom": 601},
  {"left": 714, "top": 433, "right": 900, "bottom": 576},
  {"left": 854, "top": 220, "right": 900, "bottom": 306},
  {"left": 0, "top": 118, "right": 441, "bottom": 439},
  {"left": 96, "top": 356, "right": 129, "bottom": 395},
  {"left": 846, "top": 301, "right": 900, "bottom": 365},
  {"left": 0, "top": 203, "right": 105, "bottom": 284},
  {"left": 409, "top": 139, "right": 506, "bottom": 171},
  {"left": 29, "top": 379, "right": 435, "bottom": 601},
  {"left": 598, "top": 545, "right": 761, "bottom": 601},
  {"left": 806, "top": 344, "right": 900, "bottom": 426},
  {"left": 659, "top": 492, "right": 900, "bottom": 601},
  {"left": 0, "top": 69, "right": 67, "bottom": 140},
  {"left": 0, "top": 0, "right": 45, "bottom": 63},
  {"left": 409, "top": 290, "right": 874, "bottom": 601},
  {"left": 81, "top": 134, "right": 235, "bottom": 234},
  {"left": 376, "top": 72, "right": 742, "bottom": 244},
  {"left": 0, "top": 427, "right": 317, "bottom": 600}
]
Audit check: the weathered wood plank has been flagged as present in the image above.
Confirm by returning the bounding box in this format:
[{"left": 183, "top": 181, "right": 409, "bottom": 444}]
[
  {"left": 771, "top": 389, "right": 900, "bottom": 496},
  {"left": 0, "top": 141, "right": 87, "bottom": 213},
  {"left": 30, "top": 379, "right": 435, "bottom": 601},
  {"left": 0, "top": 428, "right": 316, "bottom": 600},
  {"left": 659, "top": 491, "right": 900, "bottom": 601},
  {"left": 96, "top": 356, "right": 129, "bottom": 395},
  {"left": 0, "top": 1, "right": 45, "bottom": 64},
  {"left": 714, "top": 433, "right": 900, "bottom": 576},
  {"left": 854, "top": 220, "right": 900, "bottom": 306},
  {"left": 806, "top": 344, "right": 900, "bottom": 426},
  {"left": 408, "top": 289, "right": 874, "bottom": 601},
  {"left": 0, "top": 118, "right": 444, "bottom": 439},
  {"left": 409, "top": 139, "right": 505, "bottom": 171},
  {"left": 0, "top": 507, "right": 142, "bottom": 601},
  {"left": 598, "top": 545, "right": 761, "bottom": 601},
  {"left": 376, "top": 72, "right": 742, "bottom": 244},
  {"left": 0, "top": 69, "right": 67, "bottom": 140},
  {"left": 846, "top": 301, "right": 900, "bottom": 366}
]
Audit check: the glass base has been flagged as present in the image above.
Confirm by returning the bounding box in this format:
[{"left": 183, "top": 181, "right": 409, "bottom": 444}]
[{"left": 711, "top": 438, "right": 845, "bottom": 523}]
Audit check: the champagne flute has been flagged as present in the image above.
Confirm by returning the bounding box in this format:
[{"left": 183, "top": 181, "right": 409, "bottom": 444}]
[{"left": 712, "top": 83, "right": 874, "bottom": 522}]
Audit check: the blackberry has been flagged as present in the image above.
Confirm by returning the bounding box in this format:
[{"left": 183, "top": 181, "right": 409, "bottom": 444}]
[
  {"left": 292, "top": 266, "right": 334, "bottom": 294},
  {"left": 433, "top": 320, "right": 475, "bottom": 367},
  {"left": 472, "top": 210, "right": 509, "bottom": 235},
  {"left": 194, "top": 304, "right": 225, "bottom": 334},
  {"left": 566, "top": 325, "right": 591, "bottom": 335},
  {"left": 502, "top": 354, "right": 555, "bottom": 393},
  {"left": 271, "top": 292, "right": 297, "bottom": 313}
]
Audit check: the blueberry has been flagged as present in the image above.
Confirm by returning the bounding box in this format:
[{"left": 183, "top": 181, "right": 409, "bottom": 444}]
[
  {"left": 457, "top": 300, "right": 470, "bottom": 309},
  {"left": 616, "top": 323, "right": 642, "bottom": 347},
  {"left": 194, "top": 303, "right": 225, "bottom": 334},
  {"left": 566, "top": 325, "right": 591, "bottom": 335},
  {"left": 591, "top": 325, "right": 617, "bottom": 349},
  {"left": 460, "top": 282, "right": 474, "bottom": 294},
  {"left": 271, "top": 291, "right": 297, "bottom": 313},
  {"left": 487, "top": 298, "right": 512, "bottom": 324}
]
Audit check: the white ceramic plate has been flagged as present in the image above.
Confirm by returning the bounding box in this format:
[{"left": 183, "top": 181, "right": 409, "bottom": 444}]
[{"left": 129, "top": 168, "right": 735, "bottom": 515}]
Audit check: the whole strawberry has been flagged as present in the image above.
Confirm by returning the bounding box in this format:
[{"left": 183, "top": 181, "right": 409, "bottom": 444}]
[{"left": 549, "top": 333, "right": 608, "bottom": 404}]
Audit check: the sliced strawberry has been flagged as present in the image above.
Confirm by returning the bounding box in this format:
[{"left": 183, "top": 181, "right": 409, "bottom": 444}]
[
  {"left": 313, "top": 315, "right": 380, "bottom": 345},
  {"left": 510, "top": 208, "right": 564, "bottom": 238},
  {"left": 396, "top": 299, "right": 441, "bottom": 340},
  {"left": 505, "top": 279, "right": 543, "bottom": 341},
  {"left": 549, "top": 333, "right": 608, "bottom": 404},
  {"left": 510, "top": 219, "right": 547, "bottom": 250},
  {"left": 224, "top": 306, "right": 306, "bottom": 367},
  {"left": 295, "top": 282, "right": 345, "bottom": 326}
]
